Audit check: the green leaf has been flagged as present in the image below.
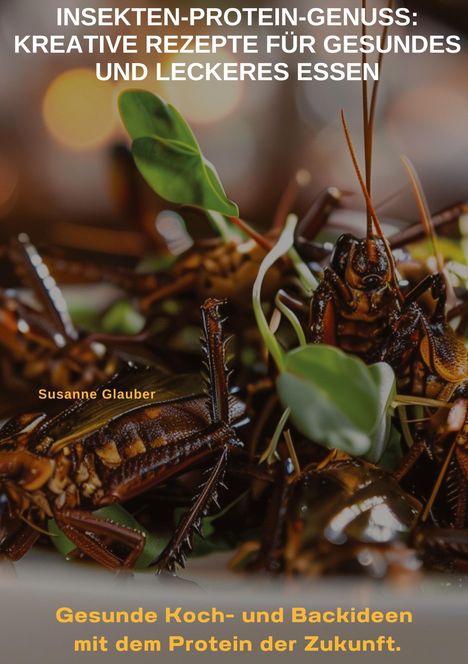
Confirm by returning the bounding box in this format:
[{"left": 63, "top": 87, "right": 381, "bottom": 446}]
[
  {"left": 276, "top": 346, "right": 396, "bottom": 457},
  {"left": 252, "top": 215, "right": 296, "bottom": 372},
  {"left": 68, "top": 305, "right": 100, "bottom": 331},
  {"left": 119, "top": 89, "right": 197, "bottom": 146},
  {"left": 378, "top": 424, "right": 403, "bottom": 472},
  {"left": 119, "top": 91, "right": 238, "bottom": 217},
  {"left": 102, "top": 299, "right": 145, "bottom": 335},
  {"left": 131, "top": 137, "right": 237, "bottom": 217},
  {"left": 410, "top": 237, "right": 466, "bottom": 265},
  {"left": 48, "top": 505, "right": 165, "bottom": 569},
  {"left": 365, "top": 363, "right": 397, "bottom": 463},
  {"left": 207, "top": 211, "right": 244, "bottom": 243}
]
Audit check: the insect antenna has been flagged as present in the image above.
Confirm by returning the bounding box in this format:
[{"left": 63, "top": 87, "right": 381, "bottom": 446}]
[
  {"left": 200, "top": 298, "right": 231, "bottom": 425},
  {"left": 361, "top": 0, "right": 372, "bottom": 237},
  {"left": 19, "top": 512, "right": 56, "bottom": 537},
  {"left": 367, "top": 0, "right": 395, "bottom": 193},
  {"left": 401, "top": 156, "right": 445, "bottom": 274},
  {"left": 341, "top": 111, "right": 403, "bottom": 302},
  {"left": 10, "top": 234, "right": 78, "bottom": 342},
  {"left": 421, "top": 439, "right": 458, "bottom": 523},
  {"left": 341, "top": 111, "right": 387, "bottom": 242},
  {"left": 361, "top": 0, "right": 395, "bottom": 237}
]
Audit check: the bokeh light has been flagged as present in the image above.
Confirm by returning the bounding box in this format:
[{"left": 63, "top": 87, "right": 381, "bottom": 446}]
[
  {"left": 42, "top": 68, "right": 117, "bottom": 151},
  {"left": 156, "top": 210, "right": 194, "bottom": 255},
  {"left": 388, "top": 85, "right": 468, "bottom": 163},
  {"left": 161, "top": 51, "right": 244, "bottom": 125}
]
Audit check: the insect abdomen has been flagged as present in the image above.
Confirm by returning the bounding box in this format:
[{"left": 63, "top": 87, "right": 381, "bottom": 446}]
[{"left": 336, "top": 310, "right": 389, "bottom": 358}]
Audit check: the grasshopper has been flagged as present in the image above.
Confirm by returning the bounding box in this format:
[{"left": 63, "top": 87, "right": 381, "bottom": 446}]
[
  {"left": 246, "top": 454, "right": 421, "bottom": 577},
  {"left": 0, "top": 299, "right": 247, "bottom": 571},
  {"left": 0, "top": 234, "right": 119, "bottom": 393}
]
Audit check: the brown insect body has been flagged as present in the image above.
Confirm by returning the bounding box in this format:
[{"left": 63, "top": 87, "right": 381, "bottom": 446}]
[
  {"left": 140, "top": 237, "right": 281, "bottom": 313},
  {"left": 1, "top": 379, "right": 241, "bottom": 517},
  {"left": 309, "top": 233, "right": 401, "bottom": 362},
  {"left": 0, "top": 299, "right": 117, "bottom": 393},
  {"left": 0, "top": 299, "right": 247, "bottom": 571},
  {"left": 0, "top": 234, "right": 119, "bottom": 393},
  {"left": 252, "top": 456, "right": 421, "bottom": 577},
  {"left": 384, "top": 291, "right": 468, "bottom": 403},
  {"left": 298, "top": 88, "right": 468, "bottom": 532},
  {"left": 381, "top": 277, "right": 468, "bottom": 529}
]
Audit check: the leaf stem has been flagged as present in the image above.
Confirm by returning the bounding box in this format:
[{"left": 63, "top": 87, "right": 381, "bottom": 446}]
[
  {"left": 259, "top": 407, "right": 291, "bottom": 465},
  {"left": 206, "top": 211, "right": 237, "bottom": 243},
  {"left": 228, "top": 216, "right": 273, "bottom": 252},
  {"left": 393, "top": 395, "right": 451, "bottom": 409},
  {"left": 284, "top": 429, "right": 301, "bottom": 476},
  {"left": 253, "top": 217, "right": 302, "bottom": 371},
  {"left": 287, "top": 246, "right": 318, "bottom": 294},
  {"left": 275, "top": 291, "right": 307, "bottom": 348}
]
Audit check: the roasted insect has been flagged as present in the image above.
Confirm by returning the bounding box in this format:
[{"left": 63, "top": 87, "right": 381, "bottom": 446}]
[
  {"left": 0, "top": 234, "right": 119, "bottom": 393},
  {"left": 306, "top": 229, "right": 401, "bottom": 363},
  {"left": 335, "top": 112, "right": 468, "bottom": 529},
  {"left": 383, "top": 274, "right": 468, "bottom": 524},
  {"left": 42, "top": 235, "right": 279, "bottom": 312},
  {"left": 0, "top": 298, "right": 247, "bottom": 571},
  {"left": 145, "top": 236, "right": 279, "bottom": 311},
  {"left": 3, "top": 0, "right": 468, "bottom": 581},
  {"left": 283, "top": 30, "right": 468, "bottom": 543},
  {"left": 251, "top": 455, "right": 421, "bottom": 577},
  {"left": 324, "top": 125, "right": 468, "bottom": 535}
]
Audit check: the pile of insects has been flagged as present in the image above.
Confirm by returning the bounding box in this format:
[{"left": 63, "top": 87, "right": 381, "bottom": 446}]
[{"left": 1, "top": 21, "right": 468, "bottom": 580}]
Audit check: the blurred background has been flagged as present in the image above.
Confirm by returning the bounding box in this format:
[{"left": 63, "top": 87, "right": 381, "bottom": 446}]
[{"left": 1, "top": 0, "right": 468, "bottom": 255}]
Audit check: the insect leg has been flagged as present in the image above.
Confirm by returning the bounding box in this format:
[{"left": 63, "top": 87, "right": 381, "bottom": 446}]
[
  {"left": 390, "top": 202, "right": 468, "bottom": 249},
  {"left": 139, "top": 273, "right": 197, "bottom": 312},
  {"left": 43, "top": 251, "right": 158, "bottom": 293},
  {"left": 154, "top": 446, "right": 230, "bottom": 572},
  {"left": 415, "top": 526, "right": 468, "bottom": 561},
  {"left": 454, "top": 477, "right": 467, "bottom": 528},
  {"left": 1, "top": 523, "right": 39, "bottom": 561},
  {"left": 0, "top": 412, "right": 47, "bottom": 441},
  {"left": 53, "top": 510, "right": 146, "bottom": 569},
  {"left": 403, "top": 273, "right": 446, "bottom": 316},
  {"left": 9, "top": 234, "right": 78, "bottom": 342},
  {"left": 309, "top": 277, "right": 338, "bottom": 345},
  {"left": 200, "top": 298, "right": 230, "bottom": 425},
  {"left": 252, "top": 461, "right": 292, "bottom": 573},
  {"left": 393, "top": 439, "right": 428, "bottom": 482}
]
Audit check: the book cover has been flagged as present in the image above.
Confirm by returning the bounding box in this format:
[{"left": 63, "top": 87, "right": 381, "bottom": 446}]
[{"left": 1, "top": 2, "right": 467, "bottom": 662}]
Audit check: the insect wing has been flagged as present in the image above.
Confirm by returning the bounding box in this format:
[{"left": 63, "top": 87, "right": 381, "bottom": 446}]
[
  {"left": 0, "top": 413, "right": 47, "bottom": 442},
  {"left": 34, "top": 370, "right": 204, "bottom": 454},
  {"left": 420, "top": 320, "right": 468, "bottom": 383}
]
